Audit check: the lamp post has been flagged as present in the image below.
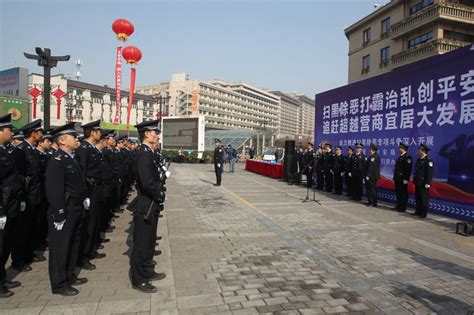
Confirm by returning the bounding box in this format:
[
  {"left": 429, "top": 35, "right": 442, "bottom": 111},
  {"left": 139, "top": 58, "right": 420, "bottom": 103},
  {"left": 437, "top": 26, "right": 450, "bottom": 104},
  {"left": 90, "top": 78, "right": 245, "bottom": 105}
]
[
  {"left": 24, "top": 47, "right": 70, "bottom": 128},
  {"left": 153, "top": 90, "right": 170, "bottom": 128}
]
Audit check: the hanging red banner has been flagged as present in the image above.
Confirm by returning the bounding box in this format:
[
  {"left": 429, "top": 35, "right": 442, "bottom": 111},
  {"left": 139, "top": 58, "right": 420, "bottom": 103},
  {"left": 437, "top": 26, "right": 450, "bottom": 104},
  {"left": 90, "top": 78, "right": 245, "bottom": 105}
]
[
  {"left": 28, "top": 86, "right": 42, "bottom": 119},
  {"left": 113, "top": 46, "right": 123, "bottom": 125},
  {"left": 126, "top": 67, "right": 136, "bottom": 130},
  {"left": 51, "top": 87, "right": 66, "bottom": 120}
]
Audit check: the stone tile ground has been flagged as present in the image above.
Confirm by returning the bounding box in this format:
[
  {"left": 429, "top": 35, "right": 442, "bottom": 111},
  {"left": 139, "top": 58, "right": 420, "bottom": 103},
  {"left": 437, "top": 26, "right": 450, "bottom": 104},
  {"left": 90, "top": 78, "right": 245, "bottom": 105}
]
[{"left": 1, "top": 163, "right": 473, "bottom": 314}]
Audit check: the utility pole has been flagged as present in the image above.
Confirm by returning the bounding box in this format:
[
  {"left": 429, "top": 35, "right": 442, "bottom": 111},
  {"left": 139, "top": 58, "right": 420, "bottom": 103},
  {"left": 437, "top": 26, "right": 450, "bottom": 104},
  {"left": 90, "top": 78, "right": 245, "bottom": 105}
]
[{"left": 24, "top": 47, "right": 70, "bottom": 128}]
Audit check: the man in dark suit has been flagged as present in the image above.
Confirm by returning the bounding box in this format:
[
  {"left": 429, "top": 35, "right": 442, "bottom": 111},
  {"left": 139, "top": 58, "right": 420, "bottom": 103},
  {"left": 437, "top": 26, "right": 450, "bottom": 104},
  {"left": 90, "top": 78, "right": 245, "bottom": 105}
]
[{"left": 365, "top": 143, "right": 381, "bottom": 207}]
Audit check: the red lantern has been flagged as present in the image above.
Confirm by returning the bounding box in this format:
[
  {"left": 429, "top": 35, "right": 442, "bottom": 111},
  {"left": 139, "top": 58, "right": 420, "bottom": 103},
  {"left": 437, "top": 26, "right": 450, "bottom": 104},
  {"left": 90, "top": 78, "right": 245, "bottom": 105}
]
[
  {"left": 122, "top": 46, "right": 142, "bottom": 64},
  {"left": 112, "top": 19, "right": 134, "bottom": 42}
]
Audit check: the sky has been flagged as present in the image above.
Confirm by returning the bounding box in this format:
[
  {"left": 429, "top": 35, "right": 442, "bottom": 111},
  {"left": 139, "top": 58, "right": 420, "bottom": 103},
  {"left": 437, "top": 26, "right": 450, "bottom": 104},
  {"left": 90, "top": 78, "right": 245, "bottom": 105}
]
[{"left": 0, "top": 0, "right": 385, "bottom": 98}]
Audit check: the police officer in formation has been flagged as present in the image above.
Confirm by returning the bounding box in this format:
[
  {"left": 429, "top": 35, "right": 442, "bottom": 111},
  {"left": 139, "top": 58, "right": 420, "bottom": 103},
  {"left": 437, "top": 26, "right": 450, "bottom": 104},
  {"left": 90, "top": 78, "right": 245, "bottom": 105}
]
[
  {"left": 364, "top": 144, "right": 381, "bottom": 207},
  {"left": 302, "top": 140, "right": 434, "bottom": 219},
  {"left": 393, "top": 142, "right": 412, "bottom": 212},
  {"left": 213, "top": 138, "right": 225, "bottom": 186},
  {"left": 0, "top": 117, "right": 166, "bottom": 297},
  {"left": 128, "top": 120, "right": 167, "bottom": 293}
]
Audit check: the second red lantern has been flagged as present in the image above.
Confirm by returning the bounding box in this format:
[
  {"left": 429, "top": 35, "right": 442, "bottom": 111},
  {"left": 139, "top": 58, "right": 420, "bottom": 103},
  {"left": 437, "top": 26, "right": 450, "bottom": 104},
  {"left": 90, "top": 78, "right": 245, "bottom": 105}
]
[{"left": 122, "top": 46, "right": 142, "bottom": 64}]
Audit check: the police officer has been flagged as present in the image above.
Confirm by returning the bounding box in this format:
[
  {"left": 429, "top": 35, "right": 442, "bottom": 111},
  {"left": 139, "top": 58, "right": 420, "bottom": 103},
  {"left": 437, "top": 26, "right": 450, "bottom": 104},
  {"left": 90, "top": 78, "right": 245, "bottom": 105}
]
[
  {"left": 315, "top": 146, "right": 324, "bottom": 190},
  {"left": 45, "top": 122, "right": 88, "bottom": 296},
  {"left": 303, "top": 143, "right": 315, "bottom": 188},
  {"left": 214, "top": 139, "right": 225, "bottom": 186},
  {"left": 323, "top": 143, "right": 335, "bottom": 193},
  {"left": 333, "top": 146, "right": 346, "bottom": 195},
  {"left": 0, "top": 114, "right": 23, "bottom": 298},
  {"left": 10, "top": 119, "right": 45, "bottom": 270},
  {"left": 413, "top": 144, "right": 434, "bottom": 219},
  {"left": 129, "top": 120, "right": 166, "bottom": 293},
  {"left": 345, "top": 146, "right": 354, "bottom": 199},
  {"left": 365, "top": 143, "right": 381, "bottom": 207},
  {"left": 351, "top": 143, "right": 365, "bottom": 201},
  {"left": 76, "top": 120, "right": 105, "bottom": 271},
  {"left": 6, "top": 129, "right": 24, "bottom": 153},
  {"left": 393, "top": 142, "right": 412, "bottom": 212}
]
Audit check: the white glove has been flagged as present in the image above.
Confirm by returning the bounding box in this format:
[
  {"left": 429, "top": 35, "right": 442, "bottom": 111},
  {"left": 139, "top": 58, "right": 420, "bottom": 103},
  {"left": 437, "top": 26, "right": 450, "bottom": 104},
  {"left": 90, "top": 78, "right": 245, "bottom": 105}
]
[
  {"left": 348, "top": 172, "right": 352, "bottom": 177},
  {"left": 0, "top": 216, "right": 7, "bottom": 230},
  {"left": 83, "top": 198, "right": 90, "bottom": 210},
  {"left": 366, "top": 176, "right": 369, "bottom": 181},
  {"left": 330, "top": 170, "right": 334, "bottom": 174},
  {"left": 403, "top": 180, "right": 408, "bottom": 185},
  {"left": 425, "top": 184, "right": 430, "bottom": 188},
  {"left": 54, "top": 220, "right": 66, "bottom": 231},
  {"left": 341, "top": 172, "right": 345, "bottom": 177},
  {"left": 165, "top": 171, "right": 171, "bottom": 179},
  {"left": 20, "top": 201, "right": 26, "bottom": 212},
  {"left": 217, "top": 163, "right": 221, "bottom": 168}
]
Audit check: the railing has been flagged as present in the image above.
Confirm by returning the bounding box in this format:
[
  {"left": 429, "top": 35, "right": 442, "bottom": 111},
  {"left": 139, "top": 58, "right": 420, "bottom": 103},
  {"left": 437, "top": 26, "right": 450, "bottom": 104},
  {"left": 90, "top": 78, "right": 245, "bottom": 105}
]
[
  {"left": 391, "top": 2, "right": 474, "bottom": 38},
  {"left": 391, "top": 39, "right": 469, "bottom": 66}
]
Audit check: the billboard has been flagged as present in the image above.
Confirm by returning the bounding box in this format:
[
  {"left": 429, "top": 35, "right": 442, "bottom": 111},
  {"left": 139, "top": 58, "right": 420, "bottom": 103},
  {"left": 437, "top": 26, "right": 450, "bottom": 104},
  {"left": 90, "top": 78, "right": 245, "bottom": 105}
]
[
  {"left": 0, "top": 67, "right": 28, "bottom": 98},
  {"left": 0, "top": 96, "right": 29, "bottom": 128},
  {"left": 315, "top": 45, "right": 474, "bottom": 221},
  {"left": 162, "top": 116, "right": 204, "bottom": 150}
]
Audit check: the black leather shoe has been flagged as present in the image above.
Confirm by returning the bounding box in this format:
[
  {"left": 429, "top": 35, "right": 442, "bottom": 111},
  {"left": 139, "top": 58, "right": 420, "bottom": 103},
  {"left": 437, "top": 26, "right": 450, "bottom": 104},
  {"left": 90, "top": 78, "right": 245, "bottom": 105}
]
[
  {"left": 0, "top": 287, "right": 14, "bottom": 298},
  {"left": 213, "top": 184, "right": 220, "bottom": 187},
  {"left": 365, "top": 202, "right": 371, "bottom": 207},
  {"left": 72, "top": 278, "right": 88, "bottom": 286},
  {"left": 53, "top": 287, "right": 79, "bottom": 296},
  {"left": 94, "top": 253, "right": 106, "bottom": 259},
  {"left": 132, "top": 282, "right": 157, "bottom": 293},
  {"left": 397, "top": 209, "right": 406, "bottom": 213},
  {"left": 33, "top": 255, "right": 46, "bottom": 262},
  {"left": 372, "top": 204, "right": 377, "bottom": 208},
  {"left": 82, "top": 261, "right": 96, "bottom": 270},
  {"left": 156, "top": 236, "right": 162, "bottom": 241},
  {"left": 4, "top": 281, "right": 21, "bottom": 289},
  {"left": 12, "top": 264, "right": 32, "bottom": 272},
  {"left": 154, "top": 250, "right": 162, "bottom": 256},
  {"left": 98, "top": 245, "right": 104, "bottom": 250},
  {"left": 101, "top": 238, "right": 110, "bottom": 243},
  {"left": 105, "top": 228, "right": 114, "bottom": 233},
  {"left": 149, "top": 272, "right": 166, "bottom": 281}
]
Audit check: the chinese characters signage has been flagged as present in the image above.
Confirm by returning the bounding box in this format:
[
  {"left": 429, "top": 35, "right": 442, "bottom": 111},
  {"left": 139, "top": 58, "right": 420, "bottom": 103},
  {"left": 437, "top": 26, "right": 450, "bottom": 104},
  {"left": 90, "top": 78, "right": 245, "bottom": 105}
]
[{"left": 315, "top": 45, "right": 474, "bottom": 221}]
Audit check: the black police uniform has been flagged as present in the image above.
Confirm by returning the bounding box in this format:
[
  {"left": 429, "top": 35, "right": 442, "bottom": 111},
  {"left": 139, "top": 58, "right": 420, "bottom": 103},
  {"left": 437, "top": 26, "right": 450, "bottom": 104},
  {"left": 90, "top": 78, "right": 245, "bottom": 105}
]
[
  {"left": 0, "top": 114, "right": 24, "bottom": 297},
  {"left": 303, "top": 147, "right": 315, "bottom": 188},
  {"left": 9, "top": 120, "right": 43, "bottom": 268},
  {"left": 128, "top": 120, "right": 165, "bottom": 292},
  {"left": 344, "top": 152, "right": 353, "bottom": 198},
  {"left": 315, "top": 151, "right": 324, "bottom": 190},
  {"left": 45, "top": 123, "right": 87, "bottom": 294},
  {"left": 351, "top": 148, "right": 366, "bottom": 201},
  {"left": 214, "top": 142, "right": 225, "bottom": 186},
  {"left": 333, "top": 152, "right": 346, "bottom": 195},
  {"left": 35, "top": 144, "right": 51, "bottom": 251},
  {"left": 393, "top": 149, "right": 412, "bottom": 212},
  {"left": 76, "top": 125, "right": 104, "bottom": 267},
  {"left": 365, "top": 151, "right": 381, "bottom": 207},
  {"left": 413, "top": 154, "right": 434, "bottom": 218},
  {"left": 324, "top": 150, "right": 335, "bottom": 192}
]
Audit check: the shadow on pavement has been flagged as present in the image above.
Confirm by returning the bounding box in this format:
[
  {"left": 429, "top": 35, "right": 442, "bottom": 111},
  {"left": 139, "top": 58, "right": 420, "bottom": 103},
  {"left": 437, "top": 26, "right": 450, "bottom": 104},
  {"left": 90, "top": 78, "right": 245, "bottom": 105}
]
[{"left": 397, "top": 248, "right": 474, "bottom": 281}]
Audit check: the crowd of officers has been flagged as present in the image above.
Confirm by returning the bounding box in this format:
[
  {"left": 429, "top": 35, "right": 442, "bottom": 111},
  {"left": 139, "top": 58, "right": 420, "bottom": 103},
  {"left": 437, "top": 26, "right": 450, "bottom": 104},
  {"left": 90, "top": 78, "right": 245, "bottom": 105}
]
[
  {"left": 0, "top": 114, "right": 168, "bottom": 297},
  {"left": 299, "top": 141, "right": 434, "bottom": 218}
]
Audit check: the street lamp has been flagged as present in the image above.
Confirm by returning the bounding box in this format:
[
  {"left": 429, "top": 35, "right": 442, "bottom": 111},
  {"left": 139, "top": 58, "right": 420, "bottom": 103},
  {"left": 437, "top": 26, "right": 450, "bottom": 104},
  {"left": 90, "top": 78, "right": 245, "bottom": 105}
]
[{"left": 152, "top": 90, "right": 170, "bottom": 128}]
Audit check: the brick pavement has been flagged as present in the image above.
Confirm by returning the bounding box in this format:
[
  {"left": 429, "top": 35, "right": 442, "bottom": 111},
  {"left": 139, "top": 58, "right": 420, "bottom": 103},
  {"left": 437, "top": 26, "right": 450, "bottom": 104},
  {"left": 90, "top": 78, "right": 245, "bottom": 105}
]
[{"left": 0, "top": 163, "right": 473, "bottom": 314}]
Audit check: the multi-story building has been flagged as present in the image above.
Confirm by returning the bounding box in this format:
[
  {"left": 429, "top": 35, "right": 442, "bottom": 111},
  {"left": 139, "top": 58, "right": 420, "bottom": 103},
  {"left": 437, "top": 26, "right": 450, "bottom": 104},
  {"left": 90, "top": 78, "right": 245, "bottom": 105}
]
[
  {"left": 137, "top": 73, "right": 280, "bottom": 133},
  {"left": 137, "top": 74, "right": 316, "bottom": 142},
  {"left": 29, "top": 73, "right": 158, "bottom": 130},
  {"left": 345, "top": 0, "right": 473, "bottom": 83}
]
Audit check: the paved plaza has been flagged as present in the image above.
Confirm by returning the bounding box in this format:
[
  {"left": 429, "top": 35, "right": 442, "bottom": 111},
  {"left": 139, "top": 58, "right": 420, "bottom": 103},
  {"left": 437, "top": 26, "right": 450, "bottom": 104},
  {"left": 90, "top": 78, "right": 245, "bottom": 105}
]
[{"left": 1, "top": 163, "right": 473, "bottom": 315}]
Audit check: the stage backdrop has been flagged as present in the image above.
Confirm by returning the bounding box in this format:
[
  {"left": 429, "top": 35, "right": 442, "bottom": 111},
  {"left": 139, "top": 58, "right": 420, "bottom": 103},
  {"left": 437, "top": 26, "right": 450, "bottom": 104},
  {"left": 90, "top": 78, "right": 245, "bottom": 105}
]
[{"left": 315, "top": 45, "right": 474, "bottom": 221}]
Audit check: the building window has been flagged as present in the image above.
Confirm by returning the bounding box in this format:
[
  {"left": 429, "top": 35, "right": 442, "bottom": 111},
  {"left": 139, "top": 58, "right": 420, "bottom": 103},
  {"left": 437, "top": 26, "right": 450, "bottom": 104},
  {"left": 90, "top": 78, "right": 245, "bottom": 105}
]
[
  {"left": 381, "top": 17, "right": 391, "bottom": 35},
  {"left": 380, "top": 47, "right": 390, "bottom": 67},
  {"left": 408, "top": 31, "right": 433, "bottom": 49},
  {"left": 410, "top": 0, "right": 434, "bottom": 15},
  {"left": 363, "top": 28, "right": 371, "bottom": 45},
  {"left": 362, "top": 54, "right": 371, "bottom": 73},
  {"left": 444, "top": 30, "right": 474, "bottom": 43}
]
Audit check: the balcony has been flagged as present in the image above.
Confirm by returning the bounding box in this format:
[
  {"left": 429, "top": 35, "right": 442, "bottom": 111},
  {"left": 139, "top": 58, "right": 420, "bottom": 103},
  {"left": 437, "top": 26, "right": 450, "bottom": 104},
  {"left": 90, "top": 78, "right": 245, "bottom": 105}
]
[
  {"left": 391, "top": 2, "right": 474, "bottom": 38},
  {"left": 391, "top": 38, "right": 470, "bottom": 68}
]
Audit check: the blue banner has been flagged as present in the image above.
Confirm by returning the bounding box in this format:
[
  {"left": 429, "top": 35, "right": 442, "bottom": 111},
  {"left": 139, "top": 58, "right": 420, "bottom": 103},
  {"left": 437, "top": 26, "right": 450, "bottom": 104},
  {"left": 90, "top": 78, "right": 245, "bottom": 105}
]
[{"left": 315, "top": 45, "right": 474, "bottom": 221}]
